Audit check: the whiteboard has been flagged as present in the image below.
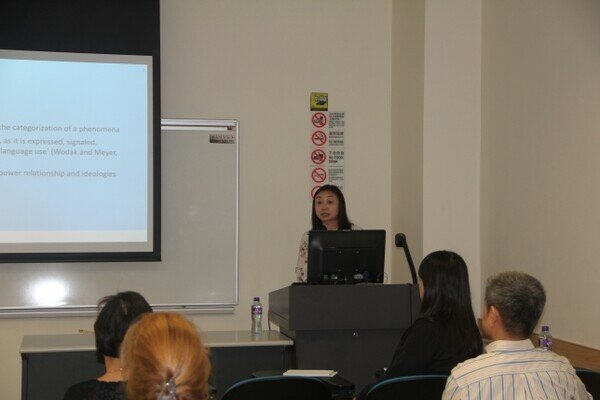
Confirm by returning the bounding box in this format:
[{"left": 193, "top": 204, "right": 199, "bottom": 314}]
[{"left": 0, "top": 119, "right": 238, "bottom": 316}]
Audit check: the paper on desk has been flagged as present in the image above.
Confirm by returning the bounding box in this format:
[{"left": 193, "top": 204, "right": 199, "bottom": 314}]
[{"left": 283, "top": 369, "right": 337, "bottom": 377}]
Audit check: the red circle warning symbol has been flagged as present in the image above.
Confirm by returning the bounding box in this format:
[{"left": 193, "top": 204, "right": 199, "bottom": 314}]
[
  {"left": 312, "top": 112, "right": 327, "bottom": 128},
  {"left": 311, "top": 185, "right": 321, "bottom": 198},
  {"left": 311, "top": 167, "right": 327, "bottom": 183},
  {"left": 311, "top": 131, "right": 327, "bottom": 146},
  {"left": 311, "top": 149, "right": 327, "bottom": 165}
]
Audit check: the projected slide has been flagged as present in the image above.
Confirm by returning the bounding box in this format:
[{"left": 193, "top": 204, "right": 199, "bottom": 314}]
[{"left": 0, "top": 50, "right": 153, "bottom": 253}]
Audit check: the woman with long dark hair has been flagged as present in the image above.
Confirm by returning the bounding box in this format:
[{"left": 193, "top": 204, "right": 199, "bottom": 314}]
[
  {"left": 310, "top": 184, "right": 353, "bottom": 231},
  {"left": 358, "top": 250, "right": 482, "bottom": 398},
  {"left": 295, "top": 184, "right": 359, "bottom": 282}
]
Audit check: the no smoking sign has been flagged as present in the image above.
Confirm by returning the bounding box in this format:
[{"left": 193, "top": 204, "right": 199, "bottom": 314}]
[
  {"left": 311, "top": 131, "right": 327, "bottom": 146},
  {"left": 308, "top": 109, "right": 341, "bottom": 198}
]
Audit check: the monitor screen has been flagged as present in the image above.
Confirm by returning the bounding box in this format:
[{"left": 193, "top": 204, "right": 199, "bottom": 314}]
[{"left": 307, "top": 230, "right": 386, "bottom": 284}]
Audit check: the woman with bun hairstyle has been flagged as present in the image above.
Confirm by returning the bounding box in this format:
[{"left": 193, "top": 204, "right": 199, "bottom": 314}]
[{"left": 120, "top": 312, "right": 211, "bottom": 400}]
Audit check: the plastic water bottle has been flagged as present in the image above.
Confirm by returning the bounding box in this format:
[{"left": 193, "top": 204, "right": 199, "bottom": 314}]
[
  {"left": 539, "top": 325, "right": 553, "bottom": 350},
  {"left": 251, "top": 297, "right": 263, "bottom": 334}
]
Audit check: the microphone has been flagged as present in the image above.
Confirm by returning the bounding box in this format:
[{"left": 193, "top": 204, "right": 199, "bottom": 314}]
[
  {"left": 395, "top": 233, "right": 407, "bottom": 247},
  {"left": 394, "top": 233, "right": 418, "bottom": 284}
]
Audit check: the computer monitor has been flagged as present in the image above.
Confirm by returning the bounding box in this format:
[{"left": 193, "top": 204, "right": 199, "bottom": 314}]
[{"left": 307, "top": 230, "right": 386, "bottom": 284}]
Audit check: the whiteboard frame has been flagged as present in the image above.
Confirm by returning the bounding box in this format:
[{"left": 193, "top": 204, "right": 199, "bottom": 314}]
[
  {"left": 0, "top": 118, "right": 239, "bottom": 318},
  {"left": 159, "top": 118, "right": 240, "bottom": 313}
]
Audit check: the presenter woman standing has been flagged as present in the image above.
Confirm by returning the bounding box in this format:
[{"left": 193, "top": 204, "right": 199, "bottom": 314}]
[{"left": 295, "top": 185, "right": 359, "bottom": 282}]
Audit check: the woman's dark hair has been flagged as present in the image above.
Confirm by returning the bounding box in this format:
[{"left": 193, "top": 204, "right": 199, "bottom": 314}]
[
  {"left": 418, "top": 251, "right": 483, "bottom": 357},
  {"left": 94, "top": 291, "right": 152, "bottom": 362},
  {"left": 311, "top": 184, "right": 352, "bottom": 230}
]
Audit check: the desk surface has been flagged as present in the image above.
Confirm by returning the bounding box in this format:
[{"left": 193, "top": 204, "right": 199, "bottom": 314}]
[{"left": 21, "top": 330, "right": 293, "bottom": 354}]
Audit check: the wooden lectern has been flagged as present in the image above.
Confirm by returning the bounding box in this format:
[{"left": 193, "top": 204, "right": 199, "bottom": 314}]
[{"left": 269, "top": 284, "right": 420, "bottom": 391}]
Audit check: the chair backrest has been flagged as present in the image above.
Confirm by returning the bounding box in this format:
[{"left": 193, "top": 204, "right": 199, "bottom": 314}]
[
  {"left": 576, "top": 368, "right": 600, "bottom": 399},
  {"left": 365, "top": 374, "right": 449, "bottom": 400},
  {"left": 221, "top": 375, "right": 332, "bottom": 400}
]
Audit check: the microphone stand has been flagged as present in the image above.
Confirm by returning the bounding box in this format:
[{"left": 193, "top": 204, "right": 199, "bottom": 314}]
[{"left": 395, "top": 233, "right": 418, "bottom": 284}]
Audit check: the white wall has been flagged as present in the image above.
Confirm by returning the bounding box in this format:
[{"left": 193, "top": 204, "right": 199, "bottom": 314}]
[
  {"left": 390, "top": 1, "right": 483, "bottom": 316},
  {"left": 0, "top": 1, "right": 393, "bottom": 398},
  {"left": 481, "top": 0, "right": 600, "bottom": 348},
  {"left": 160, "top": 0, "right": 393, "bottom": 291},
  {"left": 164, "top": 0, "right": 485, "bottom": 326},
  {"left": 391, "top": 0, "right": 425, "bottom": 283},
  {"left": 422, "top": 0, "right": 482, "bottom": 312}
]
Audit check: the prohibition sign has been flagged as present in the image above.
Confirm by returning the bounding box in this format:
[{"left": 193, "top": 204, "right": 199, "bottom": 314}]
[
  {"left": 311, "top": 131, "right": 327, "bottom": 146},
  {"left": 311, "top": 185, "right": 321, "bottom": 198},
  {"left": 311, "top": 149, "right": 327, "bottom": 165},
  {"left": 311, "top": 167, "right": 327, "bottom": 183},
  {"left": 312, "top": 112, "right": 327, "bottom": 128}
]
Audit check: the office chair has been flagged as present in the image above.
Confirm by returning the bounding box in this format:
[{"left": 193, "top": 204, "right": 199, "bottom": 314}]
[
  {"left": 220, "top": 375, "right": 332, "bottom": 400},
  {"left": 364, "top": 375, "right": 448, "bottom": 400},
  {"left": 576, "top": 368, "right": 600, "bottom": 399}
]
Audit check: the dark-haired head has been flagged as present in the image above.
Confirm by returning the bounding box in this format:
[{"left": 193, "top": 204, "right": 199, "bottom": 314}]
[
  {"left": 311, "top": 185, "right": 352, "bottom": 230},
  {"left": 94, "top": 291, "right": 152, "bottom": 363},
  {"left": 418, "top": 251, "right": 482, "bottom": 357}
]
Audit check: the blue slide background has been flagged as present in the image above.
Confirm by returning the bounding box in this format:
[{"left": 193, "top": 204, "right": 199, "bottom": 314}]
[{"left": 0, "top": 56, "right": 149, "bottom": 233}]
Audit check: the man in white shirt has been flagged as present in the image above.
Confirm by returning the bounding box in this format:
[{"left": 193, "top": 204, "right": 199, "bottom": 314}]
[{"left": 442, "top": 271, "right": 592, "bottom": 400}]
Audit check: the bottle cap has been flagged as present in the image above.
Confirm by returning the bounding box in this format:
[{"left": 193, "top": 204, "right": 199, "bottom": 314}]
[
  {"left": 541, "top": 325, "right": 549, "bottom": 331},
  {"left": 253, "top": 297, "right": 260, "bottom": 301}
]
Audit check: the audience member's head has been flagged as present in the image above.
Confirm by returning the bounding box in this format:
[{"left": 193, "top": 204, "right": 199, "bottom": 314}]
[
  {"left": 484, "top": 271, "right": 546, "bottom": 340},
  {"left": 419, "top": 251, "right": 474, "bottom": 321},
  {"left": 94, "top": 291, "right": 152, "bottom": 363},
  {"left": 121, "top": 312, "right": 211, "bottom": 400},
  {"left": 418, "top": 250, "right": 483, "bottom": 357}
]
